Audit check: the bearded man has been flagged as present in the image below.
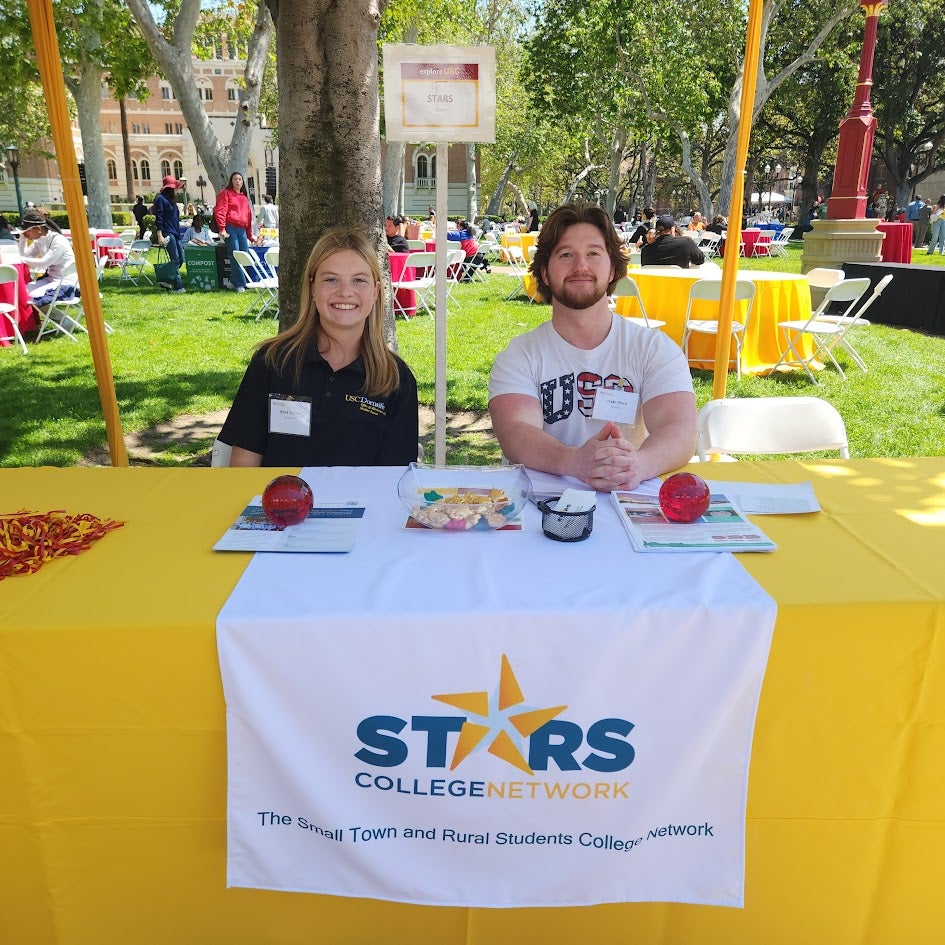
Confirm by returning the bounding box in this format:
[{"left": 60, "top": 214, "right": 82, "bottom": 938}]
[{"left": 488, "top": 201, "right": 696, "bottom": 492}]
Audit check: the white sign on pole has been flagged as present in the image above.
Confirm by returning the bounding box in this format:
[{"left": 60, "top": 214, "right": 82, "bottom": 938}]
[
  {"left": 383, "top": 46, "right": 496, "bottom": 465},
  {"left": 383, "top": 45, "right": 496, "bottom": 143}
]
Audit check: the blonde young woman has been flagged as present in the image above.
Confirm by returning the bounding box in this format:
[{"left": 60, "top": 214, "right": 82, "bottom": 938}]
[{"left": 220, "top": 227, "right": 419, "bottom": 467}]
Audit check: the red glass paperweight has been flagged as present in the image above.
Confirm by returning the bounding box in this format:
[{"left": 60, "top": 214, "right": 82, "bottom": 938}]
[
  {"left": 658, "top": 473, "right": 710, "bottom": 523},
  {"left": 261, "top": 475, "right": 314, "bottom": 527}
]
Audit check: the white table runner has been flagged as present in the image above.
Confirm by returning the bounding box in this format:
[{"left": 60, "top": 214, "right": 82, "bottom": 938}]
[{"left": 217, "top": 466, "right": 776, "bottom": 908}]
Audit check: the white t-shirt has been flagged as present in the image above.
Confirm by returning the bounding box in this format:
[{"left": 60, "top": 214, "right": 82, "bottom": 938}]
[
  {"left": 258, "top": 203, "right": 279, "bottom": 228},
  {"left": 489, "top": 314, "right": 693, "bottom": 448}
]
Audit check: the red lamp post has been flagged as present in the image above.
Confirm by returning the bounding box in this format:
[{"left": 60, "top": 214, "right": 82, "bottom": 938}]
[{"left": 826, "top": 0, "right": 889, "bottom": 220}]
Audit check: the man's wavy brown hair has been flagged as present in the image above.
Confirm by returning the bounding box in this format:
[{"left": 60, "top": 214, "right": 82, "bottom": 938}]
[{"left": 528, "top": 201, "right": 628, "bottom": 303}]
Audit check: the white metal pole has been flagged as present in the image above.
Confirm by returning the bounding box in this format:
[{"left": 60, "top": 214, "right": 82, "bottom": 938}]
[{"left": 434, "top": 142, "right": 449, "bottom": 465}]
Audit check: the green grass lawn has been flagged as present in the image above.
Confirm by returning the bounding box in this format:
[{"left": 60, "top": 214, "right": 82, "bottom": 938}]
[{"left": 2, "top": 245, "right": 944, "bottom": 467}]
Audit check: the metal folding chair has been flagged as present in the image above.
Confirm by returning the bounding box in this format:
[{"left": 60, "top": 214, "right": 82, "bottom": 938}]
[
  {"left": 770, "top": 278, "right": 871, "bottom": 382},
  {"left": 232, "top": 250, "right": 279, "bottom": 320},
  {"left": 681, "top": 278, "right": 756, "bottom": 377},
  {"left": 697, "top": 397, "right": 849, "bottom": 460},
  {"left": 610, "top": 276, "right": 666, "bottom": 330},
  {"left": 391, "top": 251, "right": 435, "bottom": 318}
]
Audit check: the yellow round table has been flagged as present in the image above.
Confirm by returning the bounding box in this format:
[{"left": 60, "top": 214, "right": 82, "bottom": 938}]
[{"left": 614, "top": 268, "right": 815, "bottom": 374}]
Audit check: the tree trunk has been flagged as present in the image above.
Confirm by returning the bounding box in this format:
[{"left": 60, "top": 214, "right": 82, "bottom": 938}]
[
  {"left": 119, "top": 98, "right": 135, "bottom": 203},
  {"left": 485, "top": 156, "right": 516, "bottom": 217},
  {"left": 383, "top": 141, "right": 406, "bottom": 215},
  {"left": 466, "top": 143, "right": 479, "bottom": 223},
  {"left": 604, "top": 127, "right": 626, "bottom": 218},
  {"left": 69, "top": 59, "right": 111, "bottom": 228},
  {"left": 271, "top": 0, "right": 388, "bottom": 336}
]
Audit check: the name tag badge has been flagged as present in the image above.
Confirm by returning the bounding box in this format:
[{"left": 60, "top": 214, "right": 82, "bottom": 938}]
[
  {"left": 269, "top": 395, "right": 312, "bottom": 436},
  {"left": 592, "top": 388, "right": 639, "bottom": 425}
]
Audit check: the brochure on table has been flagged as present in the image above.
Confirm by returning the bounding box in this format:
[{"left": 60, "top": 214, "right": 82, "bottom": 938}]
[
  {"left": 612, "top": 491, "right": 777, "bottom": 553},
  {"left": 213, "top": 499, "right": 365, "bottom": 553}
]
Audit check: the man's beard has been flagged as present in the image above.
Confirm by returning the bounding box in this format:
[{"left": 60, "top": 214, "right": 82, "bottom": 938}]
[{"left": 552, "top": 275, "right": 608, "bottom": 310}]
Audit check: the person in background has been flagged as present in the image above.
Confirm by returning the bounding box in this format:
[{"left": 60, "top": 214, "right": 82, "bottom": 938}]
[
  {"left": 705, "top": 214, "right": 727, "bottom": 235},
  {"left": 258, "top": 194, "right": 279, "bottom": 230},
  {"left": 917, "top": 199, "right": 933, "bottom": 249},
  {"left": 527, "top": 202, "right": 540, "bottom": 232},
  {"left": 927, "top": 195, "right": 945, "bottom": 255},
  {"left": 214, "top": 171, "right": 254, "bottom": 294},
  {"left": 0, "top": 214, "right": 15, "bottom": 242},
  {"left": 385, "top": 215, "right": 410, "bottom": 252},
  {"left": 628, "top": 207, "right": 655, "bottom": 246},
  {"left": 185, "top": 203, "right": 197, "bottom": 218},
  {"left": 182, "top": 214, "right": 212, "bottom": 246},
  {"left": 16, "top": 207, "right": 78, "bottom": 302},
  {"left": 686, "top": 211, "right": 706, "bottom": 232},
  {"left": 489, "top": 201, "right": 696, "bottom": 492},
  {"left": 447, "top": 218, "right": 492, "bottom": 278},
  {"left": 641, "top": 214, "right": 705, "bottom": 267},
  {"left": 906, "top": 194, "right": 925, "bottom": 247},
  {"left": 153, "top": 175, "right": 186, "bottom": 292},
  {"left": 132, "top": 196, "right": 148, "bottom": 239},
  {"left": 219, "top": 226, "right": 419, "bottom": 467}
]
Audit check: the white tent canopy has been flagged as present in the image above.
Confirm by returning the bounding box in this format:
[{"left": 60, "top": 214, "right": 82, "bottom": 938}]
[{"left": 749, "top": 191, "right": 789, "bottom": 205}]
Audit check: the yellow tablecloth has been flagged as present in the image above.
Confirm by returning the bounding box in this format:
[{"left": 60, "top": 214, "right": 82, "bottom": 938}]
[
  {"left": 500, "top": 230, "right": 539, "bottom": 260},
  {"left": 3, "top": 461, "right": 945, "bottom": 943},
  {"left": 615, "top": 269, "right": 815, "bottom": 374}
]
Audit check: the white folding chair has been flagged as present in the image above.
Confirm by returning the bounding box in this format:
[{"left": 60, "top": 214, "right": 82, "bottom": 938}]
[
  {"left": 34, "top": 262, "right": 87, "bottom": 342},
  {"left": 698, "top": 231, "right": 722, "bottom": 257},
  {"left": 500, "top": 233, "right": 522, "bottom": 263},
  {"left": 808, "top": 273, "right": 891, "bottom": 373},
  {"left": 405, "top": 239, "right": 426, "bottom": 251},
  {"left": 232, "top": 250, "right": 279, "bottom": 320},
  {"left": 96, "top": 236, "right": 128, "bottom": 269},
  {"left": 767, "top": 227, "right": 794, "bottom": 257},
  {"left": 806, "top": 266, "right": 845, "bottom": 310},
  {"left": 0, "top": 264, "right": 28, "bottom": 354},
  {"left": 770, "top": 278, "right": 871, "bottom": 383},
  {"left": 750, "top": 232, "right": 772, "bottom": 257},
  {"left": 478, "top": 233, "right": 502, "bottom": 263},
  {"left": 391, "top": 251, "right": 436, "bottom": 318},
  {"left": 610, "top": 276, "right": 666, "bottom": 330},
  {"left": 444, "top": 248, "right": 466, "bottom": 309},
  {"left": 681, "top": 278, "right": 756, "bottom": 377},
  {"left": 93, "top": 252, "right": 109, "bottom": 284},
  {"left": 502, "top": 245, "right": 533, "bottom": 302},
  {"left": 119, "top": 240, "right": 154, "bottom": 286},
  {"left": 119, "top": 228, "right": 137, "bottom": 247},
  {"left": 697, "top": 397, "right": 849, "bottom": 460}
]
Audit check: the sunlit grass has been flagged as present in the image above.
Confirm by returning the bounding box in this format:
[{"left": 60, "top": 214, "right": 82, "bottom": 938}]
[{"left": 2, "top": 246, "right": 944, "bottom": 466}]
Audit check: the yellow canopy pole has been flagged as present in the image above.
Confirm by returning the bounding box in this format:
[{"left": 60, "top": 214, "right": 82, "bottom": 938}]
[
  {"left": 712, "top": 0, "right": 765, "bottom": 399},
  {"left": 26, "top": 0, "right": 128, "bottom": 466}
]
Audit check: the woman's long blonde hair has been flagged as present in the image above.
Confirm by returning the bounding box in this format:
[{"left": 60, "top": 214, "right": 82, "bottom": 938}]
[{"left": 259, "top": 227, "right": 401, "bottom": 397}]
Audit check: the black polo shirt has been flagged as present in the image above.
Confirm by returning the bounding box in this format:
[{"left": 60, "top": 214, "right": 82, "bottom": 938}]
[
  {"left": 640, "top": 234, "right": 705, "bottom": 268},
  {"left": 220, "top": 347, "right": 419, "bottom": 466}
]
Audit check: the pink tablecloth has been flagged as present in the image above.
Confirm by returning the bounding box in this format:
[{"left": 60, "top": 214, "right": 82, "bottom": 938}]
[
  {"left": 876, "top": 222, "right": 912, "bottom": 264},
  {"left": 388, "top": 252, "right": 416, "bottom": 317},
  {"left": 719, "top": 229, "right": 765, "bottom": 258},
  {"left": 0, "top": 261, "right": 37, "bottom": 346},
  {"left": 63, "top": 230, "right": 123, "bottom": 262}
]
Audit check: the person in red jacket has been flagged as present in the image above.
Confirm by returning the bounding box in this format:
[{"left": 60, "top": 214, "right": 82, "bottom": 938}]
[{"left": 214, "top": 171, "right": 254, "bottom": 293}]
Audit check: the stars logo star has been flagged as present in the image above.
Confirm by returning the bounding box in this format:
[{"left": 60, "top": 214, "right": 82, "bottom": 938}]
[{"left": 431, "top": 655, "right": 567, "bottom": 776}]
